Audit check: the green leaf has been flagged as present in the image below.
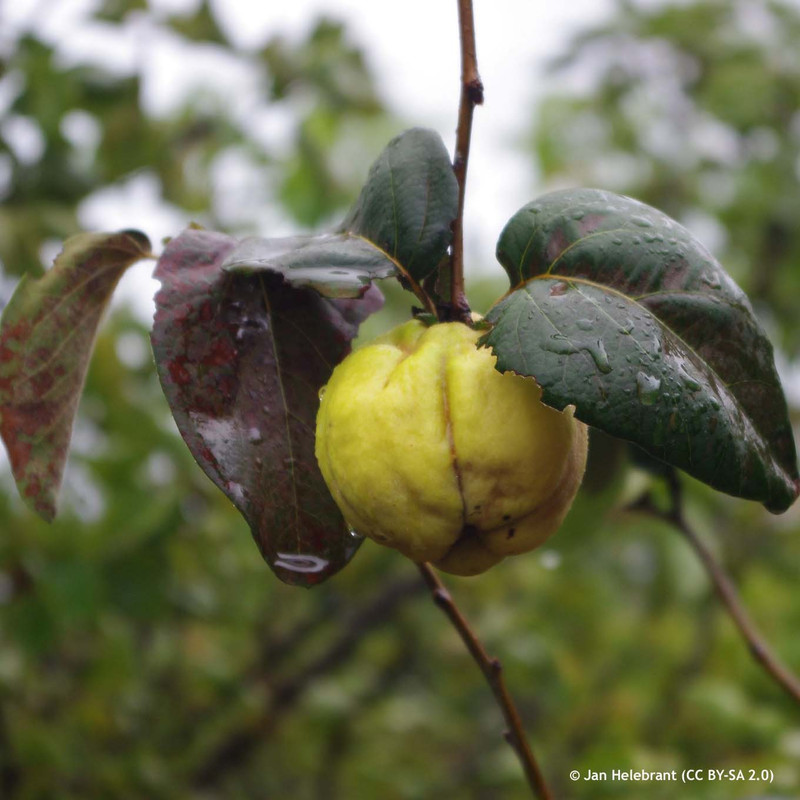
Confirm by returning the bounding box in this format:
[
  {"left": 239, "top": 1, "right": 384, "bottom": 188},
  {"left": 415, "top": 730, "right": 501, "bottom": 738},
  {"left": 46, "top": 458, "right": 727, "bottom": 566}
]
[
  {"left": 0, "top": 230, "right": 152, "bottom": 520},
  {"left": 340, "top": 127, "right": 458, "bottom": 284},
  {"left": 223, "top": 128, "right": 458, "bottom": 298},
  {"left": 483, "top": 189, "right": 799, "bottom": 513},
  {"left": 222, "top": 232, "right": 397, "bottom": 298}
]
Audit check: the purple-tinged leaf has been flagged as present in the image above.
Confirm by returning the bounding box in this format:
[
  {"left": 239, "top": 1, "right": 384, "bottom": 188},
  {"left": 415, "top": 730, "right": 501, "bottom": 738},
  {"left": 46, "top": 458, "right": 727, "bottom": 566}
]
[
  {"left": 484, "top": 189, "right": 799, "bottom": 513},
  {"left": 151, "top": 228, "right": 380, "bottom": 586},
  {"left": 221, "top": 233, "right": 397, "bottom": 297},
  {"left": 0, "top": 230, "right": 153, "bottom": 520}
]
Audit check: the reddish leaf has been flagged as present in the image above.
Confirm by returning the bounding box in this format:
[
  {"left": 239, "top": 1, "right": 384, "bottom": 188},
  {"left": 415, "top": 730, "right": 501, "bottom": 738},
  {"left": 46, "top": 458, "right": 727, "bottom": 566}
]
[
  {"left": 0, "top": 230, "right": 152, "bottom": 520},
  {"left": 151, "top": 228, "right": 381, "bottom": 586}
]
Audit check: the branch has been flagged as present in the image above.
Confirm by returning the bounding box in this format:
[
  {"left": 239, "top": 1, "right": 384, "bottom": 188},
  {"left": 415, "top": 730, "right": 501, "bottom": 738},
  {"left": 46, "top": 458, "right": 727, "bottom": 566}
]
[
  {"left": 447, "top": 0, "right": 483, "bottom": 324},
  {"left": 417, "top": 562, "right": 553, "bottom": 800},
  {"left": 630, "top": 471, "right": 800, "bottom": 706}
]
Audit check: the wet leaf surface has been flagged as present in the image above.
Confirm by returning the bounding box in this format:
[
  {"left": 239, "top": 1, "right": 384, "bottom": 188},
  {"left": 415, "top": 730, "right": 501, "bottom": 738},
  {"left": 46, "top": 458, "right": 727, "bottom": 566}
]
[
  {"left": 484, "top": 189, "right": 799, "bottom": 512},
  {"left": 340, "top": 127, "right": 458, "bottom": 284},
  {"left": 0, "top": 230, "right": 152, "bottom": 520},
  {"left": 221, "top": 232, "right": 397, "bottom": 297},
  {"left": 151, "top": 228, "right": 380, "bottom": 585},
  {"left": 223, "top": 128, "right": 458, "bottom": 296}
]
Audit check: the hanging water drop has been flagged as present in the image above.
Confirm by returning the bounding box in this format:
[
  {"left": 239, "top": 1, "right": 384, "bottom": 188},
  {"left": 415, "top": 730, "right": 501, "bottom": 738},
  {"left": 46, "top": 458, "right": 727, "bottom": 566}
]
[{"left": 273, "top": 553, "right": 330, "bottom": 574}]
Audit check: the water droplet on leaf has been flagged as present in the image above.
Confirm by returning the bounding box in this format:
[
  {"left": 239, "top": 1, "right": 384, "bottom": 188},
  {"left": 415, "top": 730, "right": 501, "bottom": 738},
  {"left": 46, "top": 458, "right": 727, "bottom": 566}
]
[
  {"left": 676, "top": 361, "right": 701, "bottom": 391},
  {"left": 636, "top": 371, "right": 661, "bottom": 405},
  {"left": 701, "top": 271, "right": 722, "bottom": 289},
  {"left": 273, "top": 553, "right": 330, "bottom": 574},
  {"left": 248, "top": 427, "right": 263, "bottom": 444},
  {"left": 585, "top": 339, "right": 611, "bottom": 373}
]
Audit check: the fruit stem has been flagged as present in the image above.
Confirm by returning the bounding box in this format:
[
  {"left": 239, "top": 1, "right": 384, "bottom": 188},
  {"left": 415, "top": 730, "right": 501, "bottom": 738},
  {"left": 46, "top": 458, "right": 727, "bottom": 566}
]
[
  {"left": 417, "top": 562, "right": 554, "bottom": 799},
  {"left": 448, "top": 0, "right": 483, "bottom": 325},
  {"left": 630, "top": 470, "right": 800, "bottom": 706}
]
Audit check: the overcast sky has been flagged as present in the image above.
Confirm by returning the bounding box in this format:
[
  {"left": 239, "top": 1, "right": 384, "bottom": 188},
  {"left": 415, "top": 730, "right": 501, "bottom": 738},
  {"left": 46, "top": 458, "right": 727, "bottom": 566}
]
[{"left": 2, "top": 0, "right": 620, "bottom": 314}]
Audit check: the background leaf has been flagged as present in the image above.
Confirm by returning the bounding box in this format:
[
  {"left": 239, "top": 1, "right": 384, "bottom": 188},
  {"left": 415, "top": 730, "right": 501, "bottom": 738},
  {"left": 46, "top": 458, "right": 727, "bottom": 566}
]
[
  {"left": 0, "top": 230, "right": 151, "bottom": 520},
  {"left": 151, "top": 228, "right": 380, "bottom": 585},
  {"left": 484, "top": 188, "right": 799, "bottom": 512},
  {"left": 221, "top": 232, "right": 397, "bottom": 297},
  {"left": 339, "top": 127, "right": 459, "bottom": 284}
]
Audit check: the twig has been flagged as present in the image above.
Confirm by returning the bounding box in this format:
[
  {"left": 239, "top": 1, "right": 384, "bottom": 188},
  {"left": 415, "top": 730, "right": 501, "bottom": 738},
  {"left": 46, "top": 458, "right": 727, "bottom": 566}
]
[
  {"left": 448, "top": 0, "right": 483, "bottom": 324},
  {"left": 631, "top": 471, "right": 800, "bottom": 706},
  {"left": 417, "top": 562, "right": 554, "bottom": 800}
]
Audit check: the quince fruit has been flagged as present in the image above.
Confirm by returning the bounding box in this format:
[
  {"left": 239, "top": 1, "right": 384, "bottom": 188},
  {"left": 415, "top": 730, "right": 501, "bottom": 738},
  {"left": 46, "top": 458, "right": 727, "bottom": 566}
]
[{"left": 315, "top": 320, "right": 588, "bottom": 576}]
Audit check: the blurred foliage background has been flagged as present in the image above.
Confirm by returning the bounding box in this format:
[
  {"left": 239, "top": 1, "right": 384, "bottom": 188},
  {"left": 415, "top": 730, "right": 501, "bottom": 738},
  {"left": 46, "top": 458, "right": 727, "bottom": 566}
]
[{"left": 1, "top": 0, "right": 800, "bottom": 798}]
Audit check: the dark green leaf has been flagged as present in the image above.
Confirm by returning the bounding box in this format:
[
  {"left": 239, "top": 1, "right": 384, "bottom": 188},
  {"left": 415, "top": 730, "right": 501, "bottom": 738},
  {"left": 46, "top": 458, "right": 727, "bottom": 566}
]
[
  {"left": 340, "top": 127, "right": 459, "bottom": 283},
  {"left": 223, "top": 128, "right": 458, "bottom": 298},
  {"left": 222, "top": 232, "right": 397, "bottom": 298},
  {"left": 484, "top": 189, "right": 799, "bottom": 513},
  {"left": 151, "top": 228, "right": 380, "bottom": 586},
  {"left": 0, "top": 230, "right": 152, "bottom": 521}
]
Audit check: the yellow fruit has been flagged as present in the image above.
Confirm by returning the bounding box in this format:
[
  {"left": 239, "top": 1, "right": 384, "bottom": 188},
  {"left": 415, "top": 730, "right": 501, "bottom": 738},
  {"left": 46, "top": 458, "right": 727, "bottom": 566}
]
[{"left": 315, "top": 319, "right": 588, "bottom": 576}]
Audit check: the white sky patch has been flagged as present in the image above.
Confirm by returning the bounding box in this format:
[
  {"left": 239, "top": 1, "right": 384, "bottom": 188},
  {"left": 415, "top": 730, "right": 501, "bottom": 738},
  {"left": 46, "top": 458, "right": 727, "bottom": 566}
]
[{"left": 5, "top": 0, "right": 612, "bottom": 323}]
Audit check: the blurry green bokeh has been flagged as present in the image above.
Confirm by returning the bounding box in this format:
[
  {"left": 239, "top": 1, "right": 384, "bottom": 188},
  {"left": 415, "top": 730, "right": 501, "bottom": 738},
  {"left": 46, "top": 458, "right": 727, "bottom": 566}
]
[{"left": 1, "top": 1, "right": 799, "bottom": 798}]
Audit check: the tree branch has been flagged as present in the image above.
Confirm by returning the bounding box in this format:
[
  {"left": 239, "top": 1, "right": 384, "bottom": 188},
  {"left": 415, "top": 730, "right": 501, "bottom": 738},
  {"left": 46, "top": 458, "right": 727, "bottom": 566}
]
[
  {"left": 447, "top": 0, "right": 483, "bottom": 324},
  {"left": 630, "top": 471, "right": 800, "bottom": 706},
  {"left": 417, "top": 562, "right": 553, "bottom": 800}
]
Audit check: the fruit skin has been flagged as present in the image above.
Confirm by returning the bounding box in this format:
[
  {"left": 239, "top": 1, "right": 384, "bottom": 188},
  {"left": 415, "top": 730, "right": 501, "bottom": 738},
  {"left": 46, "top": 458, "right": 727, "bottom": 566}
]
[{"left": 315, "top": 319, "right": 588, "bottom": 576}]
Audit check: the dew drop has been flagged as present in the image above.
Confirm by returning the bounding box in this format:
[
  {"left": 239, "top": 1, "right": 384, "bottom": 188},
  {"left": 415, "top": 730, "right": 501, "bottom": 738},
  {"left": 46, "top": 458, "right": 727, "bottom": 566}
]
[
  {"left": 618, "top": 320, "right": 634, "bottom": 335},
  {"left": 587, "top": 339, "right": 612, "bottom": 373},
  {"left": 248, "top": 427, "right": 263, "bottom": 444},
  {"left": 677, "top": 361, "right": 701, "bottom": 391},
  {"left": 571, "top": 209, "right": 586, "bottom": 220},
  {"left": 576, "top": 318, "right": 594, "bottom": 331},
  {"left": 227, "top": 482, "right": 247, "bottom": 503},
  {"left": 631, "top": 216, "right": 653, "bottom": 228},
  {"left": 543, "top": 333, "right": 579, "bottom": 356},
  {"left": 636, "top": 371, "right": 661, "bottom": 405},
  {"left": 701, "top": 271, "right": 722, "bottom": 289}
]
